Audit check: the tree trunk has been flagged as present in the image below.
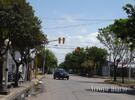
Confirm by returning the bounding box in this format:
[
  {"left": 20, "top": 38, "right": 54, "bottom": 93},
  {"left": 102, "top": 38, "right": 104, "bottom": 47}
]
[
  {"left": 14, "top": 64, "right": 19, "bottom": 87},
  {"left": 0, "top": 59, "right": 3, "bottom": 90},
  {"left": 113, "top": 65, "right": 117, "bottom": 82},
  {"left": 26, "top": 61, "right": 29, "bottom": 81},
  {"left": 122, "top": 65, "right": 124, "bottom": 83},
  {"left": 24, "top": 59, "right": 30, "bottom": 81},
  {"left": 27, "top": 62, "right": 31, "bottom": 81}
]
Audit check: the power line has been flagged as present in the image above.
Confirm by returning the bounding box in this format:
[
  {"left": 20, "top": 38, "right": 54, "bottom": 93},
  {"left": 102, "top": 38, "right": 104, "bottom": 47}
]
[
  {"left": 44, "top": 17, "right": 116, "bottom": 22},
  {"left": 47, "top": 46, "right": 75, "bottom": 50},
  {"left": 43, "top": 17, "right": 123, "bottom": 30},
  {"left": 47, "top": 44, "right": 75, "bottom": 48},
  {"left": 44, "top": 22, "right": 109, "bottom": 30},
  {"left": 44, "top": 24, "right": 91, "bottom": 29}
]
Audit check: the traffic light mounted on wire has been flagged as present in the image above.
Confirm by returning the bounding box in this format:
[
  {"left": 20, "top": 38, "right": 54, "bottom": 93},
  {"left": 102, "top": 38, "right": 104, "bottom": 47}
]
[
  {"left": 58, "top": 37, "right": 65, "bottom": 44},
  {"left": 58, "top": 37, "right": 61, "bottom": 44},
  {"left": 62, "top": 37, "right": 65, "bottom": 44}
]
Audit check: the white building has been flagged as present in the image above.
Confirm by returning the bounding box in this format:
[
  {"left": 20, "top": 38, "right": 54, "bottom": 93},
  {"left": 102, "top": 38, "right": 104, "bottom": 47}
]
[{"left": 3, "top": 51, "right": 27, "bottom": 82}]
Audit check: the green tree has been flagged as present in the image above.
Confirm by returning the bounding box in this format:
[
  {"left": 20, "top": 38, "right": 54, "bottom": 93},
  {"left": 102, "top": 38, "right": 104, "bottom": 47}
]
[
  {"left": 60, "top": 47, "right": 107, "bottom": 76},
  {"left": 63, "top": 48, "right": 85, "bottom": 73},
  {"left": 85, "top": 47, "right": 108, "bottom": 75},
  {"left": 111, "top": 4, "right": 135, "bottom": 83},
  {"left": 37, "top": 49, "right": 58, "bottom": 72},
  {"left": 0, "top": 0, "right": 47, "bottom": 86},
  {"left": 0, "top": 0, "right": 14, "bottom": 91},
  {"left": 113, "top": 4, "right": 135, "bottom": 47},
  {"left": 97, "top": 25, "right": 129, "bottom": 82}
]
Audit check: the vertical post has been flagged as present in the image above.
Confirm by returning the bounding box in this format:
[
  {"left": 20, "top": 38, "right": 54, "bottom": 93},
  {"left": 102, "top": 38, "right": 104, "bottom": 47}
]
[
  {"left": 5, "top": 50, "right": 9, "bottom": 89},
  {"left": 35, "top": 54, "right": 37, "bottom": 78},
  {"left": 109, "top": 52, "right": 111, "bottom": 77},
  {"left": 128, "top": 62, "right": 131, "bottom": 80},
  {"left": 42, "top": 44, "right": 46, "bottom": 74},
  {"left": 34, "top": 51, "right": 38, "bottom": 79}
]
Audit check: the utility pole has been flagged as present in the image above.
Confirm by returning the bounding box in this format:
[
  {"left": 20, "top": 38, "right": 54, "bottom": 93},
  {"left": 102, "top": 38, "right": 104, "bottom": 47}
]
[
  {"left": 42, "top": 44, "right": 46, "bottom": 74},
  {"left": 5, "top": 49, "right": 9, "bottom": 90},
  {"left": 42, "top": 37, "right": 65, "bottom": 74}
]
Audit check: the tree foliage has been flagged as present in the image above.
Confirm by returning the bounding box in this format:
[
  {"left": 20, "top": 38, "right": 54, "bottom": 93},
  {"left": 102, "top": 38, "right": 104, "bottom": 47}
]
[
  {"left": 36, "top": 49, "right": 58, "bottom": 73},
  {"left": 59, "top": 47, "right": 108, "bottom": 76},
  {"left": 97, "top": 25, "right": 130, "bottom": 81},
  {"left": 113, "top": 4, "right": 135, "bottom": 47},
  {"left": 0, "top": 0, "right": 47, "bottom": 86}
]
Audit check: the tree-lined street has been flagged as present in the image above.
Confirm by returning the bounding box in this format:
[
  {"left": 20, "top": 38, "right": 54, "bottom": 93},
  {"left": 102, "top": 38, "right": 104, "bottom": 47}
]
[
  {"left": 0, "top": 0, "right": 135, "bottom": 99},
  {"left": 27, "top": 75, "right": 135, "bottom": 100}
]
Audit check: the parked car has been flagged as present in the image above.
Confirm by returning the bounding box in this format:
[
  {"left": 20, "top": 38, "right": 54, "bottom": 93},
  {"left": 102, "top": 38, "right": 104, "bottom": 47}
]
[{"left": 53, "top": 69, "right": 69, "bottom": 80}]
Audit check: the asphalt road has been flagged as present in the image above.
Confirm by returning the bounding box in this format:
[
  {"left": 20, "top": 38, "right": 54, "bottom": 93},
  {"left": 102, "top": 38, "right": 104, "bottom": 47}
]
[{"left": 27, "top": 75, "right": 135, "bottom": 100}]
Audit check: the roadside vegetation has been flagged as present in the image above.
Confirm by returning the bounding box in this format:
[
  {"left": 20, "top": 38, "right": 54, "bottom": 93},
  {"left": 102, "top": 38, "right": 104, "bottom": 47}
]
[
  {"left": 59, "top": 46, "right": 108, "bottom": 76},
  {"left": 59, "top": 3, "right": 135, "bottom": 85},
  {"left": 36, "top": 48, "right": 58, "bottom": 74},
  {"left": 0, "top": 0, "right": 47, "bottom": 89},
  {"left": 0, "top": 0, "right": 135, "bottom": 95}
]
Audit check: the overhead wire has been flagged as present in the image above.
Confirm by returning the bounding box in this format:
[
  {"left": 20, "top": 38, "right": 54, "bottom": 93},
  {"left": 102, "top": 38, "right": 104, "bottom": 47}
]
[
  {"left": 47, "top": 46, "right": 75, "bottom": 50},
  {"left": 41, "top": 16, "right": 127, "bottom": 30},
  {"left": 42, "top": 17, "right": 123, "bottom": 30},
  {"left": 44, "top": 21, "right": 112, "bottom": 30},
  {"left": 44, "top": 17, "right": 116, "bottom": 22}
]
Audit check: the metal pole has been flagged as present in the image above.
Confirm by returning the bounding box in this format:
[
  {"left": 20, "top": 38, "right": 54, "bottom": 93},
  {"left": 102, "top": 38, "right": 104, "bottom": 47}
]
[
  {"left": 42, "top": 44, "right": 46, "bottom": 74},
  {"left": 5, "top": 49, "right": 9, "bottom": 89}
]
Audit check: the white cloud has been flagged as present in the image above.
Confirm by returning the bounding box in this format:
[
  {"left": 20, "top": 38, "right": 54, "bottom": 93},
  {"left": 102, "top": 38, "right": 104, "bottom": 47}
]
[
  {"left": 80, "top": 27, "right": 88, "bottom": 33},
  {"left": 61, "top": 15, "right": 78, "bottom": 23},
  {"left": 65, "top": 16, "right": 76, "bottom": 23},
  {"left": 45, "top": 15, "right": 105, "bottom": 64}
]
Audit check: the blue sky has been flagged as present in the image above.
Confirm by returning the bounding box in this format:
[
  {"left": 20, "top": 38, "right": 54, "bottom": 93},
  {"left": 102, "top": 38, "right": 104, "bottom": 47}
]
[{"left": 27, "top": 0, "right": 134, "bottom": 64}]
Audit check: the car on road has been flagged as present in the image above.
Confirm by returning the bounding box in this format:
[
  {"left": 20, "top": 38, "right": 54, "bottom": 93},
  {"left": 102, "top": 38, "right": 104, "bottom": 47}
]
[{"left": 53, "top": 69, "right": 69, "bottom": 80}]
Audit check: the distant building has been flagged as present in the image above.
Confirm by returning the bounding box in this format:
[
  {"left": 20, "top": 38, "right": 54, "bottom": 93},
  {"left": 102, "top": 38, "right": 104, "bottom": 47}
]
[
  {"left": 102, "top": 61, "right": 112, "bottom": 76},
  {"left": 102, "top": 61, "right": 135, "bottom": 77}
]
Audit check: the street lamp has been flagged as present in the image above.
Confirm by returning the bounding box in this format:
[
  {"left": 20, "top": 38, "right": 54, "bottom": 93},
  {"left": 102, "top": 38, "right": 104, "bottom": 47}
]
[
  {"left": 42, "top": 36, "right": 65, "bottom": 74},
  {"left": 4, "top": 39, "right": 11, "bottom": 94}
]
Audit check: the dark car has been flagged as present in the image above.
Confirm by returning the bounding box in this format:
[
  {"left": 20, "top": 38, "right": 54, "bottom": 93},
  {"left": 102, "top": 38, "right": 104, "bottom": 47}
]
[{"left": 53, "top": 69, "right": 69, "bottom": 80}]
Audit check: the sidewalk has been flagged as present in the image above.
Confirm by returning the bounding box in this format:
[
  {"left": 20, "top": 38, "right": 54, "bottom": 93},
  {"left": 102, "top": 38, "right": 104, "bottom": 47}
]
[{"left": 0, "top": 75, "right": 45, "bottom": 100}]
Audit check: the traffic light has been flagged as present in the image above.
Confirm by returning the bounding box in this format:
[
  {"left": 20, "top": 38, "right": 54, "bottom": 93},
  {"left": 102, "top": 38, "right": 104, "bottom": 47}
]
[
  {"left": 58, "top": 37, "right": 61, "bottom": 44},
  {"left": 58, "top": 37, "right": 65, "bottom": 44},
  {"left": 62, "top": 37, "right": 65, "bottom": 44}
]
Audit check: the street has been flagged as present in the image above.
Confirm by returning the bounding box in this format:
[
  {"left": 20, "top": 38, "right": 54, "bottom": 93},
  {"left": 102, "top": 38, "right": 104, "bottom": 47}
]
[{"left": 27, "top": 75, "right": 135, "bottom": 100}]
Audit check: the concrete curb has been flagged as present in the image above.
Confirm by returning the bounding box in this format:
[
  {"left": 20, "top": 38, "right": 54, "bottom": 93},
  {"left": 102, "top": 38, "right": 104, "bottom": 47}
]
[{"left": 0, "top": 75, "right": 45, "bottom": 100}]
